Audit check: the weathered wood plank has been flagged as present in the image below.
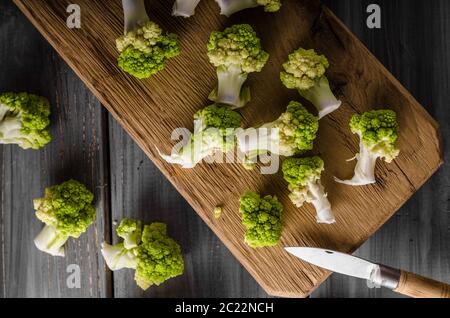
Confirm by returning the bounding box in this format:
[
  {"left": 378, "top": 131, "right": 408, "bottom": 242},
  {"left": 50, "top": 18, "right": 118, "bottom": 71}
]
[
  {"left": 0, "top": 1, "right": 112, "bottom": 297},
  {"left": 312, "top": 0, "right": 450, "bottom": 298},
  {"left": 109, "top": 116, "right": 268, "bottom": 297},
  {"left": 12, "top": 0, "right": 443, "bottom": 297}
]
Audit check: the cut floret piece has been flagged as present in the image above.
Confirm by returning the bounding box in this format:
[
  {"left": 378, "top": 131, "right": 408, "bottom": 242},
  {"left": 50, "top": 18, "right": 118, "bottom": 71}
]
[
  {"left": 172, "top": 0, "right": 201, "bottom": 17},
  {"left": 101, "top": 242, "right": 138, "bottom": 271},
  {"left": 101, "top": 218, "right": 142, "bottom": 271},
  {"left": 281, "top": 48, "right": 341, "bottom": 119},
  {"left": 116, "top": 218, "right": 142, "bottom": 249},
  {"left": 0, "top": 92, "right": 51, "bottom": 149},
  {"left": 134, "top": 223, "right": 184, "bottom": 290},
  {"left": 239, "top": 191, "right": 283, "bottom": 248},
  {"left": 33, "top": 180, "right": 96, "bottom": 257},
  {"left": 237, "top": 101, "right": 319, "bottom": 163},
  {"left": 215, "top": 0, "right": 281, "bottom": 16},
  {"left": 117, "top": 0, "right": 181, "bottom": 79},
  {"left": 282, "top": 157, "right": 335, "bottom": 224},
  {"left": 101, "top": 219, "right": 184, "bottom": 290},
  {"left": 335, "top": 109, "right": 400, "bottom": 186},
  {"left": 159, "top": 104, "right": 242, "bottom": 168},
  {"left": 207, "top": 24, "right": 269, "bottom": 108}
]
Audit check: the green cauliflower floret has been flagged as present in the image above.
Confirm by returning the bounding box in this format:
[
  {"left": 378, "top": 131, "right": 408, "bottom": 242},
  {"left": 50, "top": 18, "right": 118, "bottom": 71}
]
[
  {"left": 282, "top": 157, "right": 335, "bottom": 224},
  {"left": 134, "top": 223, "right": 184, "bottom": 290},
  {"left": 281, "top": 48, "right": 341, "bottom": 119},
  {"left": 257, "top": 0, "right": 282, "bottom": 12},
  {"left": 116, "top": 21, "right": 181, "bottom": 79},
  {"left": 117, "top": 218, "right": 142, "bottom": 249},
  {"left": 237, "top": 101, "right": 318, "bottom": 166},
  {"left": 101, "top": 218, "right": 142, "bottom": 271},
  {"left": 207, "top": 24, "right": 269, "bottom": 108},
  {"left": 240, "top": 191, "right": 283, "bottom": 248},
  {"left": 0, "top": 92, "right": 51, "bottom": 149},
  {"left": 101, "top": 219, "right": 184, "bottom": 290},
  {"left": 159, "top": 104, "right": 242, "bottom": 168},
  {"left": 215, "top": 0, "right": 282, "bottom": 17},
  {"left": 335, "top": 109, "right": 400, "bottom": 186},
  {"left": 33, "top": 180, "right": 96, "bottom": 257}
]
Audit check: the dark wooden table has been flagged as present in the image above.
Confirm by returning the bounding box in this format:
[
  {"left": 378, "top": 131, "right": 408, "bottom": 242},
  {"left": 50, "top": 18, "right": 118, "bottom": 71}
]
[{"left": 0, "top": 0, "right": 449, "bottom": 298}]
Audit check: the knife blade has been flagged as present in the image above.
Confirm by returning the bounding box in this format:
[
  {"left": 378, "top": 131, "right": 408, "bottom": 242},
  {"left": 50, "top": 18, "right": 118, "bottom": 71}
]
[
  {"left": 285, "top": 247, "right": 378, "bottom": 280},
  {"left": 285, "top": 247, "right": 450, "bottom": 298}
]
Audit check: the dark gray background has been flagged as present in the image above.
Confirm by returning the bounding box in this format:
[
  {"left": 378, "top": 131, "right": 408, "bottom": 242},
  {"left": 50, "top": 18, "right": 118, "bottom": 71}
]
[{"left": 0, "top": 0, "right": 448, "bottom": 298}]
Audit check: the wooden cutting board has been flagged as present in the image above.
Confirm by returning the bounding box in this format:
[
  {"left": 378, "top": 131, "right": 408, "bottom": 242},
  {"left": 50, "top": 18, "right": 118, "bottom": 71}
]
[{"left": 14, "top": 0, "right": 443, "bottom": 297}]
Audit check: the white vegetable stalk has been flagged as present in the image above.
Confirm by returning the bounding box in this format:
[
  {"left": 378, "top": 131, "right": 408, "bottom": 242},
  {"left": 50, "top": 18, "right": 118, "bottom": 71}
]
[
  {"left": 122, "top": 0, "right": 150, "bottom": 34},
  {"left": 0, "top": 112, "right": 24, "bottom": 145},
  {"left": 210, "top": 64, "right": 250, "bottom": 109},
  {"left": 335, "top": 139, "right": 378, "bottom": 186},
  {"left": 159, "top": 120, "right": 233, "bottom": 168},
  {"left": 236, "top": 127, "right": 281, "bottom": 157},
  {"left": 158, "top": 137, "right": 206, "bottom": 169},
  {"left": 34, "top": 225, "right": 68, "bottom": 257},
  {"left": 121, "top": 232, "right": 141, "bottom": 250},
  {"left": 172, "top": 0, "right": 201, "bottom": 17},
  {"left": 307, "top": 180, "right": 336, "bottom": 224},
  {"left": 300, "top": 77, "right": 342, "bottom": 119},
  {"left": 215, "top": 0, "right": 260, "bottom": 17},
  {"left": 0, "top": 103, "right": 9, "bottom": 120},
  {"left": 101, "top": 243, "right": 137, "bottom": 271}
]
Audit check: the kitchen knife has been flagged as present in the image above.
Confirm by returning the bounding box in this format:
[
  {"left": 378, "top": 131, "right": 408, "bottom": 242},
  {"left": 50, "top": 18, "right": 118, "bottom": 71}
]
[{"left": 285, "top": 247, "right": 450, "bottom": 298}]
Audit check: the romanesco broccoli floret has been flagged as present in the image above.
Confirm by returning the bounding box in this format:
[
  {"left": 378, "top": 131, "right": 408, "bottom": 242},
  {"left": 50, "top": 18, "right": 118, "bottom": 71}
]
[
  {"left": 280, "top": 48, "right": 341, "bottom": 119},
  {"left": 0, "top": 92, "right": 51, "bottom": 149},
  {"left": 172, "top": 0, "right": 201, "bottom": 17},
  {"left": 117, "top": 218, "right": 142, "bottom": 249},
  {"left": 282, "top": 157, "right": 335, "bottom": 224},
  {"left": 101, "top": 218, "right": 142, "bottom": 271},
  {"left": 257, "top": 0, "right": 282, "bottom": 12},
  {"left": 215, "top": 0, "right": 282, "bottom": 17},
  {"left": 33, "top": 180, "right": 96, "bottom": 257},
  {"left": 207, "top": 24, "right": 269, "bottom": 108},
  {"left": 239, "top": 191, "right": 283, "bottom": 248},
  {"left": 116, "top": 21, "right": 180, "bottom": 79},
  {"left": 134, "top": 223, "right": 184, "bottom": 290},
  {"left": 237, "top": 101, "right": 319, "bottom": 164},
  {"left": 335, "top": 109, "right": 400, "bottom": 186},
  {"left": 101, "top": 219, "right": 184, "bottom": 290},
  {"left": 159, "top": 104, "right": 242, "bottom": 168}
]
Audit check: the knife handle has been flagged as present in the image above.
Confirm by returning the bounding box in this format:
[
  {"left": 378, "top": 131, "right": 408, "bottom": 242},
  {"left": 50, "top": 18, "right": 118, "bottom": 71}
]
[{"left": 393, "top": 271, "right": 450, "bottom": 298}]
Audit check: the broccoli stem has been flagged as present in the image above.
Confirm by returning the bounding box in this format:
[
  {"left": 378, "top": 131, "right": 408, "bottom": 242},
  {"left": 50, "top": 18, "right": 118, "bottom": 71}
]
[
  {"left": 172, "top": 0, "right": 201, "bottom": 17},
  {"left": 237, "top": 128, "right": 268, "bottom": 153},
  {"left": 122, "top": 0, "right": 149, "bottom": 34},
  {"left": 34, "top": 225, "right": 68, "bottom": 257},
  {"left": 335, "top": 141, "right": 378, "bottom": 186},
  {"left": 158, "top": 128, "right": 223, "bottom": 168},
  {"left": 101, "top": 243, "right": 137, "bottom": 271},
  {"left": 216, "top": 0, "right": 259, "bottom": 16},
  {"left": 307, "top": 180, "right": 336, "bottom": 224},
  {"left": 0, "top": 104, "right": 9, "bottom": 120},
  {"left": 0, "top": 115, "right": 24, "bottom": 145},
  {"left": 299, "top": 77, "right": 342, "bottom": 119},
  {"left": 210, "top": 64, "right": 251, "bottom": 109}
]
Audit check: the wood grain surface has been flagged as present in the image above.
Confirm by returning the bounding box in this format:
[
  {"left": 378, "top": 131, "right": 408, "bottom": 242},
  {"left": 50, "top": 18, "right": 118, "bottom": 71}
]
[
  {"left": 313, "top": 0, "right": 450, "bottom": 298},
  {"left": 1, "top": 0, "right": 449, "bottom": 299},
  {"left": 394, "top": 271, "right": 450, "bottom": 298},
  {"left": 109, "top": 117, "right": 268, "bottom": 297},
  {"left": 10, "top": 0, "right": 443, "bottom": 297},
  {"left": 0, "top": 1, "right": 112, "bottom": 297}
]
